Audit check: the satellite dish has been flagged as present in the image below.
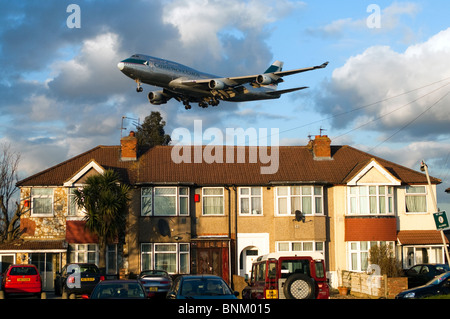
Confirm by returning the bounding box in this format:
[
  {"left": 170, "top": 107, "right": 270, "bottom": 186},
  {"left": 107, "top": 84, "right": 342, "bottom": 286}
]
[
  {"left": 157, "top": 219, "right": 171, "bottom": 237},
  {"left": 294, "top": 210, "right": 305, "bottom": 223}
]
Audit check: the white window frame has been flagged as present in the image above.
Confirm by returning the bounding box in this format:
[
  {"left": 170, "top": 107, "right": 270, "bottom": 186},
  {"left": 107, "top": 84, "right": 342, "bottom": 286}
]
[
  {"left": 202, "top": 187, "right": 224, "bottom": 216},
  {"left": 141, "top": 186, "right": 190, "bottom": 216},
  {"left": 274, "top": 186, "right": 323, "bottom": 216},
  {"left": 140, "top": 243, "right": 190, "bottom": 274},
  {"left": 69, "top": 244, "right": 99, "bottom": 264},
  {"left": 276, "top": 241, "right": 325, "bottom": 255},
  {"left": 238, "top": 187, "right": 263, "bottom": 216},
  {"left": 347, "top": 185, "right": 394, "bottom": 216},
  {"left": 347, "top": 241, "right": 394, "bottom": 272},
  {"left": 405, "top": 185, "right": 427, "bottom": 214},
  {"left": 31, "top": 187, "right": 54, "bottom": 217}
]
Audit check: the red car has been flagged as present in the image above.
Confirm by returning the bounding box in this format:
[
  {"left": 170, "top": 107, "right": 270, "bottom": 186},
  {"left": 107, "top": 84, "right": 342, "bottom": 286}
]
[{"left": 1, "top": 264, "right": 42, "bottom": 297}]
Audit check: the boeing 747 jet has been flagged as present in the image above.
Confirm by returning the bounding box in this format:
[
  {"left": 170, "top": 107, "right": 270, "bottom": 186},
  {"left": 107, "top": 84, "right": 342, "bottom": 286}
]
[{"left": 117, "top": 54, "right": 328, "bottom": 109}]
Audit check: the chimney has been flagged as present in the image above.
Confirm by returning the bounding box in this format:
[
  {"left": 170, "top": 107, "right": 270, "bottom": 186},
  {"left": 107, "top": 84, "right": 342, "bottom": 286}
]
[
  {"left": 120, "top": 131, "right": 137, "bottom": 161},
  {"left": 310, "top": 135, "right": 332, "bottom": 160}
]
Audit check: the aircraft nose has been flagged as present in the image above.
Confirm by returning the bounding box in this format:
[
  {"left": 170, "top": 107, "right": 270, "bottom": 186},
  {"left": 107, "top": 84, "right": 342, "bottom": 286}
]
[{"left": 117, "top": 62, "right": 125, "bottom": 71}]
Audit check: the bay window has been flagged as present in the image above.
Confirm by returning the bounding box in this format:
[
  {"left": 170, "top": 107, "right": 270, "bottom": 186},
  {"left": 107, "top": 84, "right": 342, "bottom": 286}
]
[
  {"left": 141, "top": 243, "right": 190, "bottom": 274},
  {"left": 348, "top": 185, "right": 393, "bottom": 215}
]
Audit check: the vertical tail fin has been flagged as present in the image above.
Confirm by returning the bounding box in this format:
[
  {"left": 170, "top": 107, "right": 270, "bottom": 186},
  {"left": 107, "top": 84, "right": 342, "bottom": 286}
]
[{"left": 264, "top": 60, "right": 284, "bottom": 74}]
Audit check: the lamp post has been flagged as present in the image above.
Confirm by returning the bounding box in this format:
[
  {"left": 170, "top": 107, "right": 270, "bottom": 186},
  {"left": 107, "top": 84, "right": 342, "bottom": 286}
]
[{"left": 420, "top": 160, "right": 450, "bottom": 266}]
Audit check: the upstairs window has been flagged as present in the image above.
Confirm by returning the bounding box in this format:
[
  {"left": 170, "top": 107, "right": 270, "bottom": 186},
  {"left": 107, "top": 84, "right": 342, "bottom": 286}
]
[
  {"left": 275, "top": 186, "right": 323, "bottom": 216},
  {"left": 202, "top": 187, "right": 224, "bottom": 215},
  {"left": 348, "top": 186, "right": 393, "bottom": 215},
  {"left": 31, "top": 188, "right": 53, "bottom": 216},
  {"left": 239, "top": 187, "right": 262, "bottom": 215},
  {"left": 141, "top": 187, "right": 189, "bottom": 216},
  {"left": 405, "top": 186, "right": 427, "bottom": 213}
]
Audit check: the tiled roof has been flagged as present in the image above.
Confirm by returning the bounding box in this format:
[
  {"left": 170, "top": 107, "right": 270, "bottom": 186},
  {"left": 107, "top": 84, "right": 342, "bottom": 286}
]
[
  {"left": 17, "top": 144, "right": 439, "bottom": 187},
  {"left": 0, "top": 240, "right": 67, "bottom": 251},
  {"left": 397, "top": 230, "right": 449, "bottom": 245}
]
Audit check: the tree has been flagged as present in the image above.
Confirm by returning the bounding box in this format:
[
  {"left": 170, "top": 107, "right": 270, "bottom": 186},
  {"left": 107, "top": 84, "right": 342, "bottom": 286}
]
[
  {"left": 135, "top": 111, "right": 171, "bottom": 148},
  {"left": 0, "top": 143, "right": 23, "bottom": 243},
  {"left": 73, "top": 170, "right": 130, "bottom": 269},
  {"left": 368, "top": 244, "right": 403, "bottom": 277}
]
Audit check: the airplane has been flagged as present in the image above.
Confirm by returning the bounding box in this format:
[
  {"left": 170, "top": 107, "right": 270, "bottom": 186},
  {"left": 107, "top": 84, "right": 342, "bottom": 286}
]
[{"left": 117, "top": 54, "right": 328, "bottom": 110}]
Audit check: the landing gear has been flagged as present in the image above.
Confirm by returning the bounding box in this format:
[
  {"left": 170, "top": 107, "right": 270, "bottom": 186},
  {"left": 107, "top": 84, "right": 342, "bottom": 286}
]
[
  {"left": 183, "top": 100, "right": 191, "bottom": 110},
  {"left": 135, "top": 79, "right": 143, "bottom": 92}
]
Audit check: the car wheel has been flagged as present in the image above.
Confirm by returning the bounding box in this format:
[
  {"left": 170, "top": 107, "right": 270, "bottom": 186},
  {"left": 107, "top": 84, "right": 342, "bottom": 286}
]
[{"left": 283, "top": 274, "right": 315, "bottom": 299}]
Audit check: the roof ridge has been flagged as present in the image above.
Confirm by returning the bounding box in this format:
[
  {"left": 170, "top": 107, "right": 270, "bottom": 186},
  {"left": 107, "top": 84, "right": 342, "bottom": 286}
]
[
  {"left": 343, "top": 145, "right": 441, "bottom": 184},
  {"left": 16, "top": 145, "right": 117, "bottom": 186}
]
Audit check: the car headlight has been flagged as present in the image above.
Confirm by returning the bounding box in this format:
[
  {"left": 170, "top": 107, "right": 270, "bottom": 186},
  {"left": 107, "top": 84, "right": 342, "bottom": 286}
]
[{"left": 404, "top": 292, "right": 415, "bottom": 298}]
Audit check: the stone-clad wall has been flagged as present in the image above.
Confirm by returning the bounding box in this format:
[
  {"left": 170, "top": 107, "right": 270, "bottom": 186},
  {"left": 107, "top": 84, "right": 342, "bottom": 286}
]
[{"left": 20, "top": 187, "right": 67, "bottom": 240}]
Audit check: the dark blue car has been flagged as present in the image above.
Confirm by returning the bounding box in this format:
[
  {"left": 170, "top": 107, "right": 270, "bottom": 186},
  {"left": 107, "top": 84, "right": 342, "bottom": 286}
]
[
  {"left": 396, "top": 272, "right": 450, "bottom": 299},
  {"left": 166, "top": 275, "right": 239, "bottom": 299}
]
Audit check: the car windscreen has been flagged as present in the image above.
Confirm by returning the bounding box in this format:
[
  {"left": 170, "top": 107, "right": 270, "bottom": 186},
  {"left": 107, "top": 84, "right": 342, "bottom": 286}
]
[
  {"left": 9, "top": 267, "right": 37, "bottom": 276},
  {"left": 180, "top": 278, "right": 233, "bottom": 296}
]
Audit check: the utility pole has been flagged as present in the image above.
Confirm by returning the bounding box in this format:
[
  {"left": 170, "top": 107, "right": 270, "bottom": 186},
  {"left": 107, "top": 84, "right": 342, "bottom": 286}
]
[{"left": 420, "top": 160, "right": 450, "bottom": 266}]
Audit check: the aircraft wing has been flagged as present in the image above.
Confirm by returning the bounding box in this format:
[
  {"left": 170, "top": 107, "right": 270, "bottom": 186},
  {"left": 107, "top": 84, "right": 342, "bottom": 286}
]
[{"left": 177, "top": 61, "right": 329, "bottom": 89}]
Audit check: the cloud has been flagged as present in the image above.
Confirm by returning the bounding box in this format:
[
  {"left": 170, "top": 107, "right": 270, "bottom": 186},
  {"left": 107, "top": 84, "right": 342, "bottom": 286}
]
[
  {"left": 0, "top": 0, "right": 303, "bottom": 177},
  {"left": 306, "top": 2, "right": 420, "bottom": 41},
  {"left": 316, "top": 27, "right": 450, "bottom": 141}
]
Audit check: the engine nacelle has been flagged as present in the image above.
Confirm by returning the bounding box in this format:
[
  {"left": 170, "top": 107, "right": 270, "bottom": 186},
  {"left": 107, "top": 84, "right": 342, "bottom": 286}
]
[
  {"left": 148, "top": 91, "right": 168, "bottom": 105},
  {"left": 256, "top": 74, "right": 274, "bottom": 85},
  {"left": 209, "top": 79, "right": 226, "bottom": 90}
]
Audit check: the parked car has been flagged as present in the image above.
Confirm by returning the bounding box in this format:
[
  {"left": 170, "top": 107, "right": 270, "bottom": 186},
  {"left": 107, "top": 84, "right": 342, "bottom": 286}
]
[
  {"left": 166, "top": 275, "right": 239, "bottom": 299},
  {"left": 84, "top": 280, "right": 149, "bottom": 299},
  {"left": 54, "top": 263, "right": 104, "bottom": 298},
  {"left": 396, "top": 271, "right": 450, "bottom": 299},
  {"left": 1, "top": 264, "right": 42, "bottom": 298},
  {"left": 138, "top": 269, "right": 172, "bottom": 298},
  {"left": 404, "top": 263, "right": 450, "bottom": 288},
  {"left": 242, "top": 252, "right": 329, "bottom": 299}
]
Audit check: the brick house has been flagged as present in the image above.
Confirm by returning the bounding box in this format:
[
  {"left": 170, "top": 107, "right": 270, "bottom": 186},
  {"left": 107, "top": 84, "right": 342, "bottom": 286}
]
[{"left": 0, "top": 132, "right": 447, "bottom": 291}]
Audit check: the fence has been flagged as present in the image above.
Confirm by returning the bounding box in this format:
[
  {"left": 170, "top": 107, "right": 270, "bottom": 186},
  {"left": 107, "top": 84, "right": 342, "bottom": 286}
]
[{"left": 341, "top": 270, "right": 407, "bottom": 299}]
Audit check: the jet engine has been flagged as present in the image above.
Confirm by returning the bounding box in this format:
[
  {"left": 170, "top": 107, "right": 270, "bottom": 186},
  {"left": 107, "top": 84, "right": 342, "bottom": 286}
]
[
  {"left": 256, "top": 74, "right": 275, "bottom": 85},
  {"left": 209, "top": 79, "right": 226, "bottom": 90},
  {"left": 148, "top": 91, "right": 168, "bottom": 105}
]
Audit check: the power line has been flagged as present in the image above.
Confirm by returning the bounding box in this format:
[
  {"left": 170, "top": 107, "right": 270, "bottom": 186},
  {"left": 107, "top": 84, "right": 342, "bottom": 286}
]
[{"left": 367, "top": 89, "right": 450, "bottom": 152}]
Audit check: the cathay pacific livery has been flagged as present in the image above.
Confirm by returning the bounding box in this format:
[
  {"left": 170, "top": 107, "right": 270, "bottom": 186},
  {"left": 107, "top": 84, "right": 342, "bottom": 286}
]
[{"left": 117, "top": 54, "right": 328, "bottom": 109}]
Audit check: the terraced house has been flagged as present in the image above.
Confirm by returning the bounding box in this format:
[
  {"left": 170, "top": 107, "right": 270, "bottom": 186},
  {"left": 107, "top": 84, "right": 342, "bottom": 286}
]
[{"left": 0, "top": 132, "right": 447, "bottom": 291}]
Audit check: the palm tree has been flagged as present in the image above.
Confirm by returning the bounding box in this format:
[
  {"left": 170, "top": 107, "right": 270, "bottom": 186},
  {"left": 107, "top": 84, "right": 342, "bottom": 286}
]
[{"left": 73, "top": 169, "right": 130, "bottom": 271}]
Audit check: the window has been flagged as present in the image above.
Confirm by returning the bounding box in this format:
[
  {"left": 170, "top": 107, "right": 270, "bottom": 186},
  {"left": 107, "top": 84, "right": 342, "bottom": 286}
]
[
  {"left": 239, "top": 187, "right": 262, "bottom": 215},
  {"left": 277, "top": 241, "right": 324, "bottom": 255},
  {"left": 106, "top": 244, "right": 117, "bottom": 275},
  {"left": 275, "top": 186, "right": 323, "bottom": 216},
  {"left": 31, "top": 188, "right": 53, "bottom": 216},
  {"left": 405, "top": 186, "right": 427, "bottom": 213},
  {"left": 141, "top": 187, "right": 189, "bottom": 216},
  {"left": 202, "top": 187, "right": 224, "bottom": 215},
  {"left": 69, "top": 244, "right": 98, "bottom": 264},
  {"left": 348, "top": 186, "right": 394, "bottom": 215},
  {"left": 348, "top": 241, "right": 394, "bottom": 272},
  {"left": 140, "top": 243, "right": 190, "bottom": 274}
]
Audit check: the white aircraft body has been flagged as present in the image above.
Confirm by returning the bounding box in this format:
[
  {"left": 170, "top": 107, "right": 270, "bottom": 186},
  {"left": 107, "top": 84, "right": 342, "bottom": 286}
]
[{"left": 117, "top": 54, "right": 328, "bottom": 109}]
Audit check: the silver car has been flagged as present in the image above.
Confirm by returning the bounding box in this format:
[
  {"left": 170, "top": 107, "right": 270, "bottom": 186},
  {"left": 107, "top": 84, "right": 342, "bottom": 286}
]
[{"left": 138, "top": 270, "right": 172, "bottom": 298}]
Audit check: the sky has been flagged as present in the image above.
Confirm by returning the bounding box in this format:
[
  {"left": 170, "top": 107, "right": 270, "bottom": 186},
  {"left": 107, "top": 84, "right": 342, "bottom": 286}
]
[{"left": 1, "top": 0, "right": 450, "bottom": 210}]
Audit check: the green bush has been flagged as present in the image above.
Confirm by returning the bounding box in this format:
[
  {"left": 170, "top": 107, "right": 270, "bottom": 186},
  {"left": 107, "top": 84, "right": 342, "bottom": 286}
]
[{"left": 368, "top": 244, "right": 404, "bottom": 277}]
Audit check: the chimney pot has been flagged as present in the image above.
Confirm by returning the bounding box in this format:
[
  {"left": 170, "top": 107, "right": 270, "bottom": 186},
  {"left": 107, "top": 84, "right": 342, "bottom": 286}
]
[{"left": 121, "top": 131, "right": 137, "bottom": 161}]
